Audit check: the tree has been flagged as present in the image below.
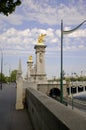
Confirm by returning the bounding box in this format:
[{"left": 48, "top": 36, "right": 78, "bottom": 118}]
[
  {"left": 10, "top": 70, "right": 17, "bottom": 82},
  {"left": 0, "top": 72, "right": 5, "bottom": 82},
  {"left": 0, "top": 0, "right": 21, "bottom": 16},
  {"left": 5, "top": 76, "right": 10, "bottom": 83}
]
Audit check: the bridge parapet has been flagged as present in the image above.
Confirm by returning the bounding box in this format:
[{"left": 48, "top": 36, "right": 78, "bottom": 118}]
[
  {"left": 70, "top": 81, "right": 86, "bottom": 86},
  {"left": 26, "top": 88, "right": 86, "bottom": 130}
]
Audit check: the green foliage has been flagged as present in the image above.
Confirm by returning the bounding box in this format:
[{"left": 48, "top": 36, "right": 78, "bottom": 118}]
[
  {"left": 0, "top": 0, "right": 21, "bottom": 16},
  {"left": 0, "top": 73, "right": 6, "bottom": 82},
  {"left": 0, "top": 70, "right": 17, "bottom": 83},
  {"left": 5, "top": 76, "right": 10, "bottom": 82},
  {"left": 65, "top": 76, "right": 86, "bottom": 82},
  {"left": 78, "top": 76, "right": 86, "bottom": 81},
  {"left": 10, "top": 70, "right": 17, "bottom": 82}
]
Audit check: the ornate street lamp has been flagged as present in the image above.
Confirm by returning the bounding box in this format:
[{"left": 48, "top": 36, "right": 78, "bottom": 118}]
[{"left": 60, "top": 20, "right": 86, "bottom": 103}]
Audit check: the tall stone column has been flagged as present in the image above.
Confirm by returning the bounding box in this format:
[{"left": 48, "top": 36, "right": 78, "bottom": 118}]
[
  {"left": 16, "top": 59, "right": 24, "bottom": 110},
  {"left": 27, "top": 56, "right": 33, "bottom": 81},
  {"left": 34, "top": 44, "right": 47, "bottom": 82}
]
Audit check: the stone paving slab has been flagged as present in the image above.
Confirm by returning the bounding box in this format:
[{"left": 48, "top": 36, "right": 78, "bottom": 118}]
[
  {"left": 0, "top": 84, "right": 33, "bottom": 130},
  {"left": 10, "top": 109, "right": 33, "bottom": 130}
]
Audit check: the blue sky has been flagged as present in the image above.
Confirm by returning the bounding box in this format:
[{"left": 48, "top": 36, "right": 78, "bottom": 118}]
[{"left": 0, "top": 0, "right": 86, "bottom": 78}]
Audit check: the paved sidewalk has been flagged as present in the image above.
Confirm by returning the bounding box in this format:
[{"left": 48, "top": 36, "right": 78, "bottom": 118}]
[{"left": 0, "top": 84, "right": 33, "bottom": 130}]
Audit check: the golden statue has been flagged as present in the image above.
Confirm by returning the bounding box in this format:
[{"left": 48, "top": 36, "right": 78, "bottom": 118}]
[
  {"left": 38, "top": 34, "right": 47, "bottom": 44},
  {"left": 29, "top": 55, "right": 32, "bottom": 61}
]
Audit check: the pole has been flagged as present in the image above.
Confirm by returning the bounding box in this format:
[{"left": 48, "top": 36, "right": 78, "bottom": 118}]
[
  {"left": 1, "top": 50, "right": 3, "bottom": 90},
  {"left": 63, "top": 20, "right": 86, "bottom": 34},
  {"left": 72, "top": 87, "right": 74, "bottom": 110},
  {"left": 60, "top": 20, "right": 63, "bottom": 103}
]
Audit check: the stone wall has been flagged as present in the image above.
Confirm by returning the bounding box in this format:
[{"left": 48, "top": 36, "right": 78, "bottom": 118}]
[
  {"left": 26, "top": 88, "right": 86, "bottom": 130},
  {"left": 37, "top": 83, "right": 67, "bottom": 97}
]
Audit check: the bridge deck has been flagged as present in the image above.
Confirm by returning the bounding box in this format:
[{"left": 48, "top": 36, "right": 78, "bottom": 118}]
[{"left": 0, "top": 84, "right": 33, "bottom": 130}]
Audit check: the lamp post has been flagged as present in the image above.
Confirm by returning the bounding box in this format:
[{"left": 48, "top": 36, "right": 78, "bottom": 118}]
[
  {"left": 0, "top": 49, "right": 3, "bottom": 90},
  {"left": 60, "top": 20, "right": 63, "bottom": 103},
  {"left": 60, "top": 20, "right": 86, "bottom": 103}
]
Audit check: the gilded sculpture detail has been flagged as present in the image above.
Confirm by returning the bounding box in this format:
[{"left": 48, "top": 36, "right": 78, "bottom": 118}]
[
  {"left": 38, "top": 34, "right": 46, "bottom": 44},
  {"left": 29, "top": 55, "right": 32, "bottom": 61}
]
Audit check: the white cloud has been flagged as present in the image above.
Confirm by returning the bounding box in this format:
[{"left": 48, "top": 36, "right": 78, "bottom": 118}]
[
  {"left": 64, "top": 46, "right": 71, "bottom": 51},
  {"left": 55, "top": 30, "right": 61, "bottom": 37},
  {"left": 0, "top": 0, "right": 85, "bottom": 27},
  {"left": 67, "top": 29, "right": 86, "bottom": 37},
  {"left": 0, "top": 14, "right": 24, "bottom": 25},
  {"left": 78, "top": 45, "right": 84, "bottom": 49},
  {"left": 64, "top": 27, "right": 71, "bottom": 31},
  {"left": 0, "top": 26, "right": 86, "bottom": 55},
  {"left": 51, "top": 38, "right": 58, "bottom": 43},
  {"left": 22, "top": 0, "right": 86, "bottom": 25},
  {"left": 46, "top": 28, "right": 54, "bottom": 37}
]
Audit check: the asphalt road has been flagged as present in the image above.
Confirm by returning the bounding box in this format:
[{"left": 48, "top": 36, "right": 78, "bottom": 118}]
[
  {"left": 64, "top": 97, "right": 86, "bottom": 112},
  {"left": 52, "top": 95, "right": 86, "bottom": 112},
  {"left": 0, "top": 83, "right": 33, "bottom": 130}
]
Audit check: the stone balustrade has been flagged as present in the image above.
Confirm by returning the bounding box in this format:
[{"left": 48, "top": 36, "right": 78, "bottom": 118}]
[{"left": 26, "top": 88, "right": 86, "bottom": 130}]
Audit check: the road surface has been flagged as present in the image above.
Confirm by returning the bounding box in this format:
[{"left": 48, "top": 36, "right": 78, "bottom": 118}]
[{"left": 0, "top": 83, "right": 33, "bottom": 130}]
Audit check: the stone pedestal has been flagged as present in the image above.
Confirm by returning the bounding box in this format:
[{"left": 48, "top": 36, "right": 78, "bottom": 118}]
[
  {"left": 27, "top": 59, "right": 33, "bottom": 81},
  {"left": 15, "top": 59, "right": 24, "bottom": 110},
  {"left": 16, "top": 77, "right": 24, "bottom": 110},
  {"left": 34, "top": 44, "right": 47, "bottom": 82}
]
